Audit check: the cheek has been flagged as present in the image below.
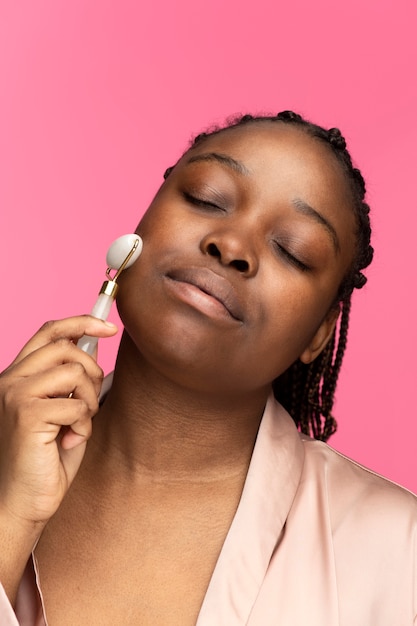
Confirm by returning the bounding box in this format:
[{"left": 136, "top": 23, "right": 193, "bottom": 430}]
[
  {"left": 137, "top": 203, "right": 201, "bottom": 257},
  {"left": 136, "top": 207, "right": 174, "bottom": 247},
  {"left": 249, "top": 284, "right": 333, "bottom": 371}
]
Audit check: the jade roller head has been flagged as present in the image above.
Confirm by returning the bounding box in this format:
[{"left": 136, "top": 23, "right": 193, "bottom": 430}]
[
  {"left": 77, "top": 234, "right": 143, "bottom": 355},
  {"left": 105, "top": 233, "right": 143, "bottom": 279}
]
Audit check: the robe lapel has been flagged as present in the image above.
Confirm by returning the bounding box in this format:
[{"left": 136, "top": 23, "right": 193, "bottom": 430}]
[{"left": 197, "top": 395, "right": 305, "bottom": 625}]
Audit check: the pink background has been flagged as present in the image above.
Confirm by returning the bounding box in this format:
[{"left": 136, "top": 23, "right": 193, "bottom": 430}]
[{"left": 0, "top": 1, "right": 416, "bottom": 491}]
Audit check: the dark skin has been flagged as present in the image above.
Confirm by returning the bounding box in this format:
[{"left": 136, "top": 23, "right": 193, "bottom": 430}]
[{"left": 1, "top": 123, "right": 357, "bottom": 624}]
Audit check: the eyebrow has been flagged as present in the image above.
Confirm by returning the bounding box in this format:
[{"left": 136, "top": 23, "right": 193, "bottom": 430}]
[
  {"left": 292, "top": 198, "right": 340, "bottom": 254},
  {"left": 186, "top": 152, "right": 250, "bottom": 176}
]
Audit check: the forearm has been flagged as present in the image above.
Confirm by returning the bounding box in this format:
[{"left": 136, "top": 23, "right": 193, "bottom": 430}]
[{"left": 0, "top": 509, "right": 44, "bottom": 606}]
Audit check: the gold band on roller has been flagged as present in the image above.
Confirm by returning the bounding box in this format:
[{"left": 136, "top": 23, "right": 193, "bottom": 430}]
[{"left": 99, "top": 280, "right": 119, "bottom": 298}]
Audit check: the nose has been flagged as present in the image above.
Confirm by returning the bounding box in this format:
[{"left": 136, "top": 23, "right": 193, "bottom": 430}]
[{"left": 200, "top": 228, "right": 258, "bottom": 276}]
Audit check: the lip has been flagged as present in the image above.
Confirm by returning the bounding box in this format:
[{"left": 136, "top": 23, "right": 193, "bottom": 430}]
[{"left": 165, "top": 267, "right": 245, "bottom": 322}]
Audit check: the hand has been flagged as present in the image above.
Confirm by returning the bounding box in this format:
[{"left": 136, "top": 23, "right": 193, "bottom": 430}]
[{"left": 0, "top": 316, "right": 118, "bottom": 528}]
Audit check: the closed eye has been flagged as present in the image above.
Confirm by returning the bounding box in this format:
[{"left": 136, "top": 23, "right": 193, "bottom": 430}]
[
  {"left": 273, "top": 242, "right": 310, "bottom": 272},
  {"left": 183, "top": 191, "right": 225, "bottom": 212}
]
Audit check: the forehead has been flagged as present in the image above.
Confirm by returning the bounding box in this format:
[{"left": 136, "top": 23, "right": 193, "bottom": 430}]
[
  {"left": 185, "top": 122, "right": 350, "bottom": 194},
  {"left": 179, "top": 122, "right": 355, "bottom": 220}
]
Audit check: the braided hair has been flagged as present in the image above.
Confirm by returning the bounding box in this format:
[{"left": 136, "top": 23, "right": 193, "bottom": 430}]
[{"left": 164, "top": 111, "right": 374, "bottom": 441}]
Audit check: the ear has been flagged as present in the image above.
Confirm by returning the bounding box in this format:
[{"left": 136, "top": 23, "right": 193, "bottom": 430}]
[{"left": 299, "top": 306, "right": 340, "bottom": 365}]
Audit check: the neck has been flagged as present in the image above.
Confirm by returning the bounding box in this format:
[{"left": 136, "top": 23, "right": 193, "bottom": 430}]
[{"left": 87, "top": 335, "right": 270, "bottom": 482}]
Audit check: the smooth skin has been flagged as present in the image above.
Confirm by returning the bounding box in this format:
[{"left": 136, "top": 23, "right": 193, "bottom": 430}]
[{"left": 0, "top": 123, "right": 357, "bottom": 625}]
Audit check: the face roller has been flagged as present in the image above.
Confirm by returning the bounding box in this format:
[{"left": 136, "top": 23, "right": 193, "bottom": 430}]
[{"left": 77, "top": 234, "right": 143, "bottom": 355}]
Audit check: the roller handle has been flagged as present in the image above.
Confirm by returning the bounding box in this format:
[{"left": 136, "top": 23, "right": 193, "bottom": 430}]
[{"left": 76, "top": 293, "right": 114, "bottom": 355}]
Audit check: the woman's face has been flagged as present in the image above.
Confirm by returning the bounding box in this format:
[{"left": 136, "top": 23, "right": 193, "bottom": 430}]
[{"left": 117, "top": 122, "right": 357, "bottom": 397}]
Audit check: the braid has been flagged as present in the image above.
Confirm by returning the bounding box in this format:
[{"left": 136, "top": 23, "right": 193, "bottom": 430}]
[{"left": 164, "top": 111, "right": 374, "bottom": 441}]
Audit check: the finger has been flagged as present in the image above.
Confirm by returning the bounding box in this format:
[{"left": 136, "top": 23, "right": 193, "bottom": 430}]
[
  {"left": 28, "top": 363, "right": 99, "bottom": 410},
  {"left": 6, "top": 395, "right": 94, "bottom": 457},
  {"left": 60, "top": 428, "right": 89, "bottom": 450},
  {"left": 9, "top": 316, "right": 118, "bottom": 367},
  {"left": 6, "top": 338, "right": 105, "bottom": 396},
  {"left": 40, "top": 397, "right": 94, "bottom": 435},
  {"left": 59, "top": 440, "right": 88, "bottom": 483}
]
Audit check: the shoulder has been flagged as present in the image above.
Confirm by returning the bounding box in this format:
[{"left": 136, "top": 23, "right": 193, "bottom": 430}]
[
  {"left": 294, "top": 436, "right": 417, "bottom": 620},
  {"left": 300, "top": 434, "right": 417, "bottom": 534}
]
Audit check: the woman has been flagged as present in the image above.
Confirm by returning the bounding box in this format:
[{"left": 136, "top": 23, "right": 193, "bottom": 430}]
[{"left": 0, "top": 112, "right": 416, "bottom": 625}]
